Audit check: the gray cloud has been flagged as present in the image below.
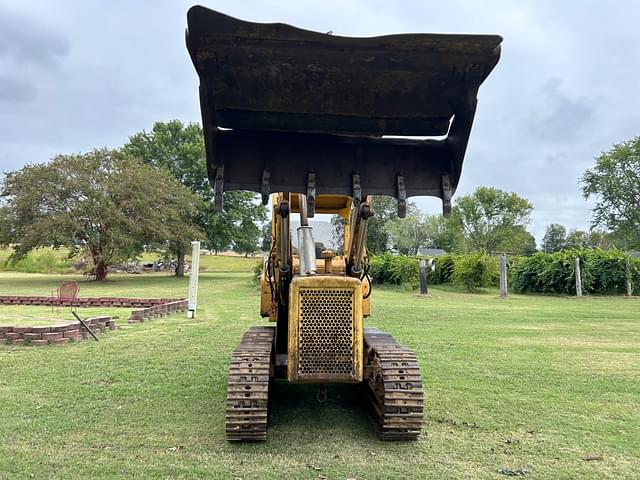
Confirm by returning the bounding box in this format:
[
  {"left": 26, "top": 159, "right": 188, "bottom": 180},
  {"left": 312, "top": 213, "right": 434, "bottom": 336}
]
[
  {"left": 0, "top": 0, "right": 639, "bottom": 244},
  {"left": 0, "top": 74, "right": 37, "bottom": 103},
  {"left": 0, "top": 6, "right": 69, "bottom": 68},
  {"left": 530, "top": 78, "right": 599, "bottom": 142}
]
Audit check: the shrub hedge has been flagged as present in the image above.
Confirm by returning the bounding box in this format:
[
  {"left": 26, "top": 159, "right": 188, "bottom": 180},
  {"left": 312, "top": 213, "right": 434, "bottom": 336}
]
[
  {"left": 369, "top": 252, "right": 419, "bottom": 287},
  {"left": 370, "top": 249, "right": 639, "bottom": 295},
  {"left": 452, "top": 253, "right": 499, "bottom": 292},
  {"left": 370, "top": 252, "right": 498, "bottom": 291},
  {"left": 511, "top": 248, "right": 640, "bottom": 295}
]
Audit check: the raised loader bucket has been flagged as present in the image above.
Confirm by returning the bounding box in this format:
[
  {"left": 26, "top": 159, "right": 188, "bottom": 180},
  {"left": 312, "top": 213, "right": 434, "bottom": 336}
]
[{"left": 186, "top": 5, "right": 501, "bottom": 216}]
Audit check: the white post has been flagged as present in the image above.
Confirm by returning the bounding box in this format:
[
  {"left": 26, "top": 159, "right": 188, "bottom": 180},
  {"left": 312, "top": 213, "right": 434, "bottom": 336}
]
[
  {"left": 187, "top": 241, "right": 201, "bottom": 318},
  {"left": 499, "top": 253, "right": 508, "bottom": 298},
  {"left": 575, "top": 257, "right": 583, "bottom": 297}
]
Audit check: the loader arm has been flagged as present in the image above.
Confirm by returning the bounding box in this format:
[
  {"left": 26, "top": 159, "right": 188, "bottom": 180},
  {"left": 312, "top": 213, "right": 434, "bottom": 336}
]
[{"left": 186, "top": 6, "right": 501, "bottom": 217}]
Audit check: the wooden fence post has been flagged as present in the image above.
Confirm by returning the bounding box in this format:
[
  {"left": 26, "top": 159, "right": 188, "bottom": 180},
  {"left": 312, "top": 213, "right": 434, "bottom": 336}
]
[
  {"left": 499, "top": 253, "right": 508, "bottom": 298},
  {"left": 419, "top": 259, "right": 428, "bottom": 296},
  {"left": 575, "top": 257, "right": 583, "bottom": 297},
  {"left": 187, "top": 240, "right": 201, "bottom": 318}
]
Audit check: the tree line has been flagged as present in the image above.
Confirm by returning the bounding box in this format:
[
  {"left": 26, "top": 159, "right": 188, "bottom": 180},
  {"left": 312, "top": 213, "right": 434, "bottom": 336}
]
[
  {"left": 1, "top": 123, "right": 638, "bottom": 279},
  {"left": 0, "top": 120, "right": 267, "bottom": 280},
  {"left": 357, "top": 135, "right": 640, "bottom": 256}
]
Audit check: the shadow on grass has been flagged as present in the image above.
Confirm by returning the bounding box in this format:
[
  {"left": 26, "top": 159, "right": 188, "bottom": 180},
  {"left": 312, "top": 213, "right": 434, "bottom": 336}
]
[{"left": 267, "top": 381, "right": 376, "bottom": 443}]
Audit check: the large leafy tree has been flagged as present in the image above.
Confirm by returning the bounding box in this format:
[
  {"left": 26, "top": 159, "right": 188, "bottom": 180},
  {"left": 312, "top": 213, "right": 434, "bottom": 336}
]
[
  {"left": 541, "top": 223, "right": 567, "bottom": 253},
  {"left": 367, "top": 196, "right": 402, "bottom": 254},
  {"left": 453, "top": 186, "right": 534, "bottom": 253},
  {"left": 495, "top": 225, "right": 537, "bottom": 255},
  {"left": 0, "top": 149, "right": 202, "bottom": 280},
  {"left": 124, "top": 120, "right": 267, "bottom": 267},
  {"left": 329, "top": 215, "right": 345, "bottom": 255},
  {"left": 386, "top": 209, "right": 465, "bottom": 255},
  {"left": 564, "top": 229, "right": 615, "bottom": 250},
  {"left": 229, "top": 194, "right": 267, "bottom": 256},
  {"left": 0, "top": 204, "right": 15, "bottom": 245},
  {"left": 329, "top": 195, "right": 411, "bottom": 255},
  {"left": 422, "top": 213, "right": 465, "bottom": 252},
  {"left": 385, "top": 206, "right": 428, "bottom": 256},
  {"left": 581, "top": 136, "right": 640, "bottom": 249}
]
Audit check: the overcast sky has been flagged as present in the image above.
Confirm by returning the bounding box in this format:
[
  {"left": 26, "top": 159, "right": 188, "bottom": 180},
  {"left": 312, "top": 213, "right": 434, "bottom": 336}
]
[{"left": 1, "top": 0, "right": 639, "bottom": 242}]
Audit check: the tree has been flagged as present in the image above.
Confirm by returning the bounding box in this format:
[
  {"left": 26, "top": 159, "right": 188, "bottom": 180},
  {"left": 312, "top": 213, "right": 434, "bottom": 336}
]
[
  {"left": 422, "top": 214, "right": 465, "bottom": 252},
  {"left": 260, "top": 222, "right": 272, "bottom": 253},
  {"left": 329, "top": 215, "right": 345, "bottom": 255},
  {"left": 584, "top": 230, "right": 615, "bottom": 250},
  {"left": 0, "top": 204, "right": 15, "bottom": 246},
  {"left": 0, "top": 149, "right": 203, "bottom": 280},
  {"left": 386, "top": 205, "right": 429, "bottom": 255},
  {"left": 367, "top": 196, "right": 403, "bottom": 254},
  {"left": 123, "top": 120, "right": 268, "bottom": 272},
  {"left": 229, "top": 194, "right": 267, "bottom": 256},
  {"left": 453, "top": 186, "right": 534, "bottom": 253},
  {"left": 541, "top": 223, "right": 567, "bottom": 253},
  {"left": 581, "top": 136, "right": 640, "bottom": 249},
  {"left": 495, "top": 225, "right": 537, "bottom": 255},
  {"left": 565, "top": 229, "right": 588, "bottom": 250}
]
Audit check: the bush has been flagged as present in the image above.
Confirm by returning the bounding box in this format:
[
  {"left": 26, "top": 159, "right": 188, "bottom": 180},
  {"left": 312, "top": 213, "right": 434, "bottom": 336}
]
[
  {"left": 452, "top": 253, "right": 499, "bottom": 291},
  {"left": 252, "top": 259, "right": 264, "bottom": 285},
  {"left": 511, "top": 248, "right": 640, "bottom": 295},
  {"left": 428, "top": 254, "right": 456, "bottom": 285},
  {"left": 369, "top": 253, "right": 419, "bottom": 286}
]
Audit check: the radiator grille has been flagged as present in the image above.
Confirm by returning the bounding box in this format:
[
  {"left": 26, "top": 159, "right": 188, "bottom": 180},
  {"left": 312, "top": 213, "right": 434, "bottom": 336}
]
[{"left": 298, "top": 288, "right": 355, "bottom": 378}]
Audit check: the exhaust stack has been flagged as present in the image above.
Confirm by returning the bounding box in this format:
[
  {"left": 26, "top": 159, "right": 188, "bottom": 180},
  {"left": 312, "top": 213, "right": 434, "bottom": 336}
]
[{"left": 297, "top": 194, "right": 316, "bottom": 276}]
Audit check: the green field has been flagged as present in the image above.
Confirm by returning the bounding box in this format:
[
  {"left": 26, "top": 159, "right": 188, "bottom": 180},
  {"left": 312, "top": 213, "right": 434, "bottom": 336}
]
[
  {"left": 0, "top": 265, "right": 638, "bottom": 479},
  {"left": 0, "top": 246, "right": 260, "bottom": 275}
]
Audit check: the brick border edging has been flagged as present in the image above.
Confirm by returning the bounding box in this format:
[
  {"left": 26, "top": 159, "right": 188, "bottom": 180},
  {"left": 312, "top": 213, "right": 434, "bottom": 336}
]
[
  {"left": 0, "top": 296, "right": 188, "bottom": 346},
  {"left": 128, "top": 300, "right": 188, "bottom": 323},
  {"left": 0, "top": 295, "right": 181, "bottom": 308},
  {"left": 1, "top": 316, "right": 116, "bottom": 346}
]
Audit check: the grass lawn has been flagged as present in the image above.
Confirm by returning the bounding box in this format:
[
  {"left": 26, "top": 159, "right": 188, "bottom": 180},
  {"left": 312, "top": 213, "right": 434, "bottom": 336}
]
[{"left": 0, "top": 270, "right": 638, "bottom": 479}]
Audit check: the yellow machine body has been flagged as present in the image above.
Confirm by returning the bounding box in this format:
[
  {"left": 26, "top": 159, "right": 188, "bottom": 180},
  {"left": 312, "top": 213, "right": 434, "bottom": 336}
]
[
  {"left": 260, "top": 193, "right": 371, "bottom": 321},
  {"left": 287, "top": 275, "right": 363, "bottom": 383}
]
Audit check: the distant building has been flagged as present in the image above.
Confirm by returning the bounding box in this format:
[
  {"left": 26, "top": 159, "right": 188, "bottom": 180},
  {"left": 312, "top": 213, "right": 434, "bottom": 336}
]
[{"left": 417, "top": 248, "right": 446, "bottom": 257}]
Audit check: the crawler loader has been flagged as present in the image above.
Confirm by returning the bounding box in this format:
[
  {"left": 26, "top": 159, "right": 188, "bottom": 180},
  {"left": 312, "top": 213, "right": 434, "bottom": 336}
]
[{"left": 186, "top": 6, "right": 501, "bottom": 441}]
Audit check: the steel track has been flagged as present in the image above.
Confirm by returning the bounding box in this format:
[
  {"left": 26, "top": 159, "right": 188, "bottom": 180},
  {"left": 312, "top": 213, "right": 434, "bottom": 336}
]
[
  {"left": 364, "top": 327, "right": 424, "bottom": 440},
  {"left": 225, "top": 326, "right": 274, "bottom": 441}
]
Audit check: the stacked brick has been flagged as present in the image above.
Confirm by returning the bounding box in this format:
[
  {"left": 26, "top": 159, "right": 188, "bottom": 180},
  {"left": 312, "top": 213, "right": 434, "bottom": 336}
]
[
  {"left": 1, "top": 316, "right": 116, "bottom": 346},
  {"left": 0, "top": 296, "right": 179, "bottom": 308},
  {"left": 128, "top": 300, "right": 188, "bottom": 323}
]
